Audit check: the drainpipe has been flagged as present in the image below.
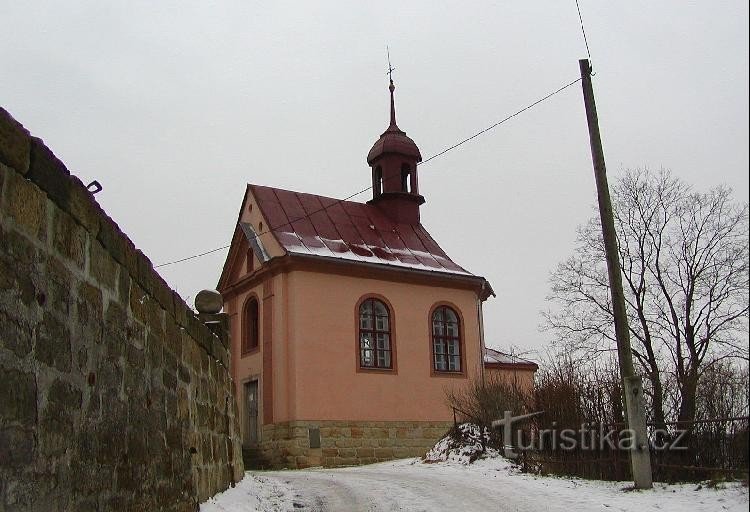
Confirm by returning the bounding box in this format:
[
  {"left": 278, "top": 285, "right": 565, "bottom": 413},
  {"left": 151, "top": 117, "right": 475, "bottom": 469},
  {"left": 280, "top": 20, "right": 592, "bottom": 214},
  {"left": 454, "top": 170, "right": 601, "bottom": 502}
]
[{"left": 477, "top": 281, "right": 487, "bottom": 386}]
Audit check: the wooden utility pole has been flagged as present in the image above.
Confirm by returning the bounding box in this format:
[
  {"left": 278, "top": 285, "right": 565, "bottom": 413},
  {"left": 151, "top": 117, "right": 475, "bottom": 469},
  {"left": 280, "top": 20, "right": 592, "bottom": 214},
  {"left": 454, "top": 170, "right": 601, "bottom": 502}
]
[{"left": 579, "top": 58, "right": 653, "bottom": 489}]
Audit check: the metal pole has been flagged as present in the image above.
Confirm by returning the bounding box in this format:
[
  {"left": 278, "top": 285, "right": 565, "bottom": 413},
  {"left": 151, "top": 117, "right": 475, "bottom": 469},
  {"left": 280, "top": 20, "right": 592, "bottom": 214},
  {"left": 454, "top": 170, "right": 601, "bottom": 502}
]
[{"left": 578, "top": 58, "right": 653, "bottom": 489}]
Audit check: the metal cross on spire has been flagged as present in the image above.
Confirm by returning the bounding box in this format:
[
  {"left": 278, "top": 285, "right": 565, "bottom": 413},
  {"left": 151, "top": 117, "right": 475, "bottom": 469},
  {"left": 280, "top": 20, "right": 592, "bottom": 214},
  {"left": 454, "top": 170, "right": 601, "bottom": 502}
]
[
  {"left": 386, "top": 46, "right": 398, "bottom": 128},
  {"left": 386, "top": 46, "right": 395, "bottom": 84}
]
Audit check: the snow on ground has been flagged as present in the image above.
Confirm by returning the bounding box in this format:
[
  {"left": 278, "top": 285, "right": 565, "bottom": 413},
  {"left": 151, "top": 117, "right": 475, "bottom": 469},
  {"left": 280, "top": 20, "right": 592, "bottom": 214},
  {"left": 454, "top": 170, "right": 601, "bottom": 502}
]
[
  {"left": 200, "top": 474, "right": 300, "bottom": 512},
  {"left": 202, "top": 457, "right": 748, "bottom": 512},
  {"left": 203, "top": 424, "right": 747, "bottom": 511}
]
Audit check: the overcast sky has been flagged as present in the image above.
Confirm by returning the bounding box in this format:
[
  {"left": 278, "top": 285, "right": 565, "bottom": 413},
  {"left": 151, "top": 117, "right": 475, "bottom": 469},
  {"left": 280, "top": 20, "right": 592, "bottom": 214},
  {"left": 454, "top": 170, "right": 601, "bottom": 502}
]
[{"left": 2, "top": 1, "right": 748, "bottom": 357}]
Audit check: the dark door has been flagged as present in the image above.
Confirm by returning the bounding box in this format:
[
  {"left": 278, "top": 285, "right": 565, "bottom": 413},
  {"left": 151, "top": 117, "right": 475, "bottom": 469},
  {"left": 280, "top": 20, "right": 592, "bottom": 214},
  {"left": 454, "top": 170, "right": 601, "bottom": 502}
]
[{"left": 245, "top": 380, "right": 259, "bottom": 446}]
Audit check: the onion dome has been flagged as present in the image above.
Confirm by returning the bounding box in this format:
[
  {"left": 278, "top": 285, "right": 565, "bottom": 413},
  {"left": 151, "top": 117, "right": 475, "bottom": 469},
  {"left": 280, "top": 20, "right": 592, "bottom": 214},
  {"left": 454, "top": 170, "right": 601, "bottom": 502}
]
[{"left": 367, "top": 80, "right": 422, "bottom": 165}]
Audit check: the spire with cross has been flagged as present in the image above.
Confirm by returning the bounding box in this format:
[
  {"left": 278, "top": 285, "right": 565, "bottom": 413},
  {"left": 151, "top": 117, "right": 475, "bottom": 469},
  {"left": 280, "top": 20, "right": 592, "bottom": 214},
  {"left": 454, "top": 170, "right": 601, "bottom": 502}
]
[
  {"left": 386, "top": 46, "right": 398, "bottom": 128},
  {"left": 387, "top": 46, "right": 396, "bottom": 85},
  {"left": 367, "top": 46, "right": 424, "bottom": 221}
]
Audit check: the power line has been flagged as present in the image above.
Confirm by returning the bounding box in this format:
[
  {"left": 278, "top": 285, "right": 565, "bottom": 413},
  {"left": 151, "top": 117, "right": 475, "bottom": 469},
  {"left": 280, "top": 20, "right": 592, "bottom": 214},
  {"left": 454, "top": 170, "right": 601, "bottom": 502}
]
[
  {"left": 154, "top": 244, "right": 231, "bottom": 267},
  {"left": 155, "top": 76, "right": 583, "bottom": 268},
  {"left": 575, "top": 0, "right": 593, "bottom": 63},
  {"left": 420, "top": 77, "right": 582, "bottom": 166}
]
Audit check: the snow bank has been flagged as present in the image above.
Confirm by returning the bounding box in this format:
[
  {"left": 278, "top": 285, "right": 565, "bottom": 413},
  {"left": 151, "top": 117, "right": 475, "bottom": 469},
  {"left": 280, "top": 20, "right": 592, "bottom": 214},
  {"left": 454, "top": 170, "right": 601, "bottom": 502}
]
[
  {"left": 200, "top": 474, "right": 298, "bottom": 512},
  {"left": 423, "top": 423, "right": 503, "bottom": 464}
]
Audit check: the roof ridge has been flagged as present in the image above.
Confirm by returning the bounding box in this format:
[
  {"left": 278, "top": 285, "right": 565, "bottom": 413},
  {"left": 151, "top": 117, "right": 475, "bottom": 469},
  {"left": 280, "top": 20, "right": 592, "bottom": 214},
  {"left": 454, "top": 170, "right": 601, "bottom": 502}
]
[{"left": 249, "top": 183, "right": 365, "bottom": 209}]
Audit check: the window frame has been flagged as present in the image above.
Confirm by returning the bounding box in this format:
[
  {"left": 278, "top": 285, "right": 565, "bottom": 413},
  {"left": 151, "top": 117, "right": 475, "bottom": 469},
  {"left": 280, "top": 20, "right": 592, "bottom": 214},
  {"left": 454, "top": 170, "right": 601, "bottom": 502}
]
[
  {"left": 429, "top": 303, "right": 466, "bottom": 378},
  {"left": 355, "top": 294, "right": 397, "bottom": 374},
  {"left": 241, "top": 294, "right": 261, "bottom": 356}
]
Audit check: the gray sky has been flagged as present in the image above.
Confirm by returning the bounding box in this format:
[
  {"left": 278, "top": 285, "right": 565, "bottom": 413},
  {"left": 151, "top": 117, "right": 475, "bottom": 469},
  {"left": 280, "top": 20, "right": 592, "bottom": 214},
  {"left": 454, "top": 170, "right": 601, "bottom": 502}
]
[{"left": 3, "top": 1, "right": 748, "bottom": 357}]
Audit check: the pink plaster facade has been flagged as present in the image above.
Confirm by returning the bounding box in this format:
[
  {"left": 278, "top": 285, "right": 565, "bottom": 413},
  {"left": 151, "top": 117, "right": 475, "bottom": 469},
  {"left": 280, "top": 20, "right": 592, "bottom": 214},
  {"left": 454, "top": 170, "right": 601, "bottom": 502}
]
[
  {"left": 220, "top": 185, "right": 487, "bottom": 438},
  {"left": 229, "top": 268, "right": 484, "bottom": 426},
  {"left": 483, "top": 347, "right": 538, "bottom": 396}
]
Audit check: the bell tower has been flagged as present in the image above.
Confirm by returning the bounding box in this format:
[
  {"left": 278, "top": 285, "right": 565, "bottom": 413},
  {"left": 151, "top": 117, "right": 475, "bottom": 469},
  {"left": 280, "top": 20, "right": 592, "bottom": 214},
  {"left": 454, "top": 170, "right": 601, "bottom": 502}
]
[{"left": 366, "top": 77, "right": 424, "bottom": 224}]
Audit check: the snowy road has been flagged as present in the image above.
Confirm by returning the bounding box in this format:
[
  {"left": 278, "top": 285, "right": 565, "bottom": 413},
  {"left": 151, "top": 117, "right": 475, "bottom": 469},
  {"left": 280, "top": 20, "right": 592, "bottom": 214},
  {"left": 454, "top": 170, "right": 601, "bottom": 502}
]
[
  {"left": 201, "top": 458, "right": 748, "bottom": 512},
  {"left": 278, "top": 466, "right": 502, "bottom": 511}
]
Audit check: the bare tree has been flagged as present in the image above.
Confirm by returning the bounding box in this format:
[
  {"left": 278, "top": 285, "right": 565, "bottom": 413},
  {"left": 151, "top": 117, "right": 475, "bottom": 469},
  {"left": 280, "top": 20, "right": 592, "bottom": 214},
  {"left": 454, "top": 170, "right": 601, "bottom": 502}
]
[
  {"left": 445, "top": 371, "right": 532, "bottom": 428},
  {"left": 544, "top": 169, "right": 749, "bottom": 426},
  {"left": 693, "top": 359, "right": 749, "bottom": 421}
]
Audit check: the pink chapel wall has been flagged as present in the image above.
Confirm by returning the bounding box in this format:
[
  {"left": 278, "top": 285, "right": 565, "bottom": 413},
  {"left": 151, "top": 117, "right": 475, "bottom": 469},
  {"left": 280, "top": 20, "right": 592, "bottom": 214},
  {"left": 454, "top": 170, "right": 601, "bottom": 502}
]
[
  {"left": 228, "top": 267, "right": 484, "bottom": 427},
  {"left": 286, "top": 270, "right": 482, "bottom": 422}
]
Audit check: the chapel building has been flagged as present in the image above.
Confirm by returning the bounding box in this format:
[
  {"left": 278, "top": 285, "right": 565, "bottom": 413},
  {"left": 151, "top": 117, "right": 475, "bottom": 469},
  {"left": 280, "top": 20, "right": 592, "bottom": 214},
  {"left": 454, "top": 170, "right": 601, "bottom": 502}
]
[{"left": 218, "top": 79, "right": 526, "bottom": 469}]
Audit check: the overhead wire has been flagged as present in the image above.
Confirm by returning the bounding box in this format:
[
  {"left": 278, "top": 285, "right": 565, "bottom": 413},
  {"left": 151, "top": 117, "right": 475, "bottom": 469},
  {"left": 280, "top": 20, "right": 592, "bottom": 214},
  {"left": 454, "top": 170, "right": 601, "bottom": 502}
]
[
  {"left": 575, "top": 0, "right": 593, "bottom": 64},
  {"left": 420, "top": 77, "right": 582, "bottom": 166},
  {"left": 154, "top": 76, "right": 583, "bottom": 268},
  {"left": 154, "top": 244, "right": 231, "bottom": 267}
]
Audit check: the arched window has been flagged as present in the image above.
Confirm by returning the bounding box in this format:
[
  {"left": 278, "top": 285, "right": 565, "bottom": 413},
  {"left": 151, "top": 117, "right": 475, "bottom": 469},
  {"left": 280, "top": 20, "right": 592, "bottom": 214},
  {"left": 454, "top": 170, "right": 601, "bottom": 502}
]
[
  {"left": 373, "top": 166, "right": 383, "bottom": 197},
  {"left": 242, "top": 297, "right": 259, "bottom": 355},
  {"left": 400, "top": 164, "right": 411, "bottom": 193},
  {"left": 432, "top": 306, "right": 461, "bottom": 372},
  {"left": 359, "top": 298, "right": 392, "bottom": 369}
]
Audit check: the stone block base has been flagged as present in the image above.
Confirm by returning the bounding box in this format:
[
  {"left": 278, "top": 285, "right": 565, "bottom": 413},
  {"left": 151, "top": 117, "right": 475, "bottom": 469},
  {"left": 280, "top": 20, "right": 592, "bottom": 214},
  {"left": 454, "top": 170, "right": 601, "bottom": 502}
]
[{"left": 258, "top": 420, "right": 453, "bottom": 469}]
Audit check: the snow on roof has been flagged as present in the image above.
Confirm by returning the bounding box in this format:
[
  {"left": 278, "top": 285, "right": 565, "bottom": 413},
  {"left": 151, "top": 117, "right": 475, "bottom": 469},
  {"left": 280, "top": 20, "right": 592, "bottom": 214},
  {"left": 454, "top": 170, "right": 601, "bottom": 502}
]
[
  {"left": 249, "top": 184, "right": 475, "bottom": 277},
  {"left": 484, "top": 347, "right": 538, "bottom": 368}
]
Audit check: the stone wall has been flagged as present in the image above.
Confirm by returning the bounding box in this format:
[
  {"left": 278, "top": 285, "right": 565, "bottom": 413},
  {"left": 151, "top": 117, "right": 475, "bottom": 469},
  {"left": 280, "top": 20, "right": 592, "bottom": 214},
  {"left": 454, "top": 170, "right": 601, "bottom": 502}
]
[
  {"left": 261, "top": 420, "right": 453, "bottom": 469},
  {"left": 0, "top": 107, "right": 244, "bottom": 511}
]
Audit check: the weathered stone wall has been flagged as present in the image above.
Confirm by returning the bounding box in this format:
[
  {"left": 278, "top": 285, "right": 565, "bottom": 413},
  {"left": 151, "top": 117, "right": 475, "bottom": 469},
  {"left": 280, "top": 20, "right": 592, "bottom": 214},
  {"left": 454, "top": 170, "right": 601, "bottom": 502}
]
[
  {"left": 0, "top": 107, "right": 243, "bottom": 511},
  {"left": 261, "top": 420, "right": 453, "bottom": 469}
]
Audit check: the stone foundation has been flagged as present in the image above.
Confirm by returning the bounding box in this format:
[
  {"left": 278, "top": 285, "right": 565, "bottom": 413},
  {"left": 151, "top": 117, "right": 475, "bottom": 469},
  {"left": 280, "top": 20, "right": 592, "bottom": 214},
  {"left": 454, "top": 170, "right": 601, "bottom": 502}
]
[{"left": 259, "top": 420, "right": 453, "bottom": 469}]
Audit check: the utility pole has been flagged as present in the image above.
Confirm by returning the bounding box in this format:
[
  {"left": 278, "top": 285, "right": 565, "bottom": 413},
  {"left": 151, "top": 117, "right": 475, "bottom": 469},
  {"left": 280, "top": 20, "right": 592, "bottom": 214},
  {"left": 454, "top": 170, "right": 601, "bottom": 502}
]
[{"left": 578, "top": 58, "right": 653, "bottom": 489}]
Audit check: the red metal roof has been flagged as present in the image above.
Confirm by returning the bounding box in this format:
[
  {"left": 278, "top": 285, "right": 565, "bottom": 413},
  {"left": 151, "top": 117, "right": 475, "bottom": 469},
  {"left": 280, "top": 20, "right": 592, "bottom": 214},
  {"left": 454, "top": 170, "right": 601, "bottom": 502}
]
[
  {"left": 367, "top": 125, "right": 422, "bottom": 165},
  {"left": 249, "top": 184, "right": 473, "bottom": 276}
]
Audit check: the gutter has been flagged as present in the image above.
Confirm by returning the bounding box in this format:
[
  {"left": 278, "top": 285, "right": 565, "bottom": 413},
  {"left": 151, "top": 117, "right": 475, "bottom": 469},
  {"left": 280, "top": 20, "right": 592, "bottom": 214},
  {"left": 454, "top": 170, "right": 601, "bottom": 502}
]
[{"left": 289, "top": 252, "right": 496, "bottom": 298}]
